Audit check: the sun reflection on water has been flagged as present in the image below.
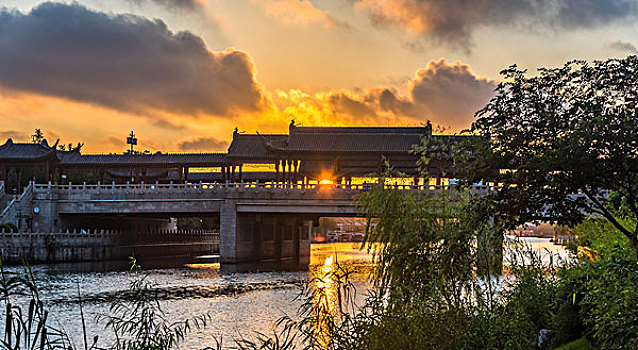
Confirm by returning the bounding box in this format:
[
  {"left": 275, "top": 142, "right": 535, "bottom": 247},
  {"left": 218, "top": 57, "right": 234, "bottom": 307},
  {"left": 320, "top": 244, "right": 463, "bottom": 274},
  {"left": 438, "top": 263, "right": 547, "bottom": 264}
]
[{"left": 312, "top": 254, "right": 339, "bottom": 348}]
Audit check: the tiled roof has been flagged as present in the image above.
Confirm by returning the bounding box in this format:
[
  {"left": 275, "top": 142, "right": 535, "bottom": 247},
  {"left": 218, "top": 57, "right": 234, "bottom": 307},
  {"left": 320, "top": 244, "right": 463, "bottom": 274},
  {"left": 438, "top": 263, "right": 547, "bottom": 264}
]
[
  {"left": 290, "top": 126, "right": 431, "bottom": 134},
  {"left": 59, "top": 152, "right": 227, "bottom": 166},
  {"left": 227, "top": 134, "right": 287, "bottom": 158},
  {"left": 0, "top": 139, "right": 58, "bottom": 161},
  {"left": 285, "top": 132, "right": 423, "bottom": 152}
]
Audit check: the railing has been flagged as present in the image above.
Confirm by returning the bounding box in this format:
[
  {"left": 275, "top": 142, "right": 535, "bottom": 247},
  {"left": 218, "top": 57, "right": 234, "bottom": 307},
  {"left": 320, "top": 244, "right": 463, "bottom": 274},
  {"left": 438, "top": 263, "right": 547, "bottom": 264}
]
[
  {"left": 33, "top": 181, "right": 499, "bottom": 195},
  {"left": 0, "top": 182, "right": 33, "bottom": 225},
  {"left": 0, "top": 229, "right": 220, "bottom": 244},
  {"left": 0, "top": 229, "right": 220, "bottom": 264}
]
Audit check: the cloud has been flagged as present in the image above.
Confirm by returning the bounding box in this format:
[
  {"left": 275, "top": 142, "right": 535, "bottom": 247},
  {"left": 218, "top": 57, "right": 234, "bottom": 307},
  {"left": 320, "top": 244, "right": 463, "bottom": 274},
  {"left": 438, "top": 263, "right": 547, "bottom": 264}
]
[
  {"left": 0, "top": 130, "right": 26, "bottom": 141},
  {"left": 272, "top": 59, "right": 495, "bottom": 131},
  {"left": 0, "top": 2, "right": 272, "bottom": 119},
  {"left": 105, "top": 136, "right": 124, "bottom": 148},
  {"left": 134, "top": 0, "right": 206, "bottom": 11},
  {"left": 406, "top": 59, "right": 496, "bottom": 129},
  {"left": 152, "top": 117, "right": 187, "bottom": 130},
  {"left": 178, "top": 136, "right": 228, "bottom": 151},
  {"left": 606, "top": 40, "right": 638, "bottom": 53},
  {"left": 257, "top": 0, "right": 346, "bottom": 29},
  {"left": 353, "top": 0, "right": 638, "bottom": 49}
]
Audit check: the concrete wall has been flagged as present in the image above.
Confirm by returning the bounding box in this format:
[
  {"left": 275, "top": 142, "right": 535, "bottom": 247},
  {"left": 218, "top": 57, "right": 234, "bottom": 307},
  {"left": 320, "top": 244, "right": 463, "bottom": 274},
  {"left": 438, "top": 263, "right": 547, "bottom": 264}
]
[{"left": 0, "top": 229, "right": 219, "bottom": 265}]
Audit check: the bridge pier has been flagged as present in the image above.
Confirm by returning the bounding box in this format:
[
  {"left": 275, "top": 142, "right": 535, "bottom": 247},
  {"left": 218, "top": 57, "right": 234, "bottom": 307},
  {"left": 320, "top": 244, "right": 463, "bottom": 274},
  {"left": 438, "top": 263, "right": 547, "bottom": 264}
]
[{"left": 220, "top": 200, "right": 312, "bottom": 269}]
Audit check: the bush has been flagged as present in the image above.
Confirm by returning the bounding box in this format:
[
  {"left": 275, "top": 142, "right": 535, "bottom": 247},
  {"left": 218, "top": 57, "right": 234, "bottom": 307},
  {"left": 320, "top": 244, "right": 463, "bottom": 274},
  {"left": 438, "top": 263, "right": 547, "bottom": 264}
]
[
  {"left": 575, "top": 218, "right": 635, "bottom": 261},
  {"left": 0, "top": 222, "right": 18, "bottom": 232},
  {"left": 580, "top": 260, "right": 638, "bottom": 349},
  {"left": 551, "top": 263, "right": 588, "bottom": 347}
]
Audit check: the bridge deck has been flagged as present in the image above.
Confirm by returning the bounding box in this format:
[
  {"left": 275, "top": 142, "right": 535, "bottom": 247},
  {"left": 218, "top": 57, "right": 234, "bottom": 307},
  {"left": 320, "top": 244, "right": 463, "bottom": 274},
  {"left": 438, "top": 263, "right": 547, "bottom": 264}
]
[{"left": 30, "top": 182, "right": 497, "bottom": 216}]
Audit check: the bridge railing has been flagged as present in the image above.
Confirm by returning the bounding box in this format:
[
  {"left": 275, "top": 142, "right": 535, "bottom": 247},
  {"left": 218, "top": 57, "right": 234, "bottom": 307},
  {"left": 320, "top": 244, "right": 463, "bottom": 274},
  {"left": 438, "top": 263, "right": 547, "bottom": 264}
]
[
  {"left": 0, "top": 228, "right": 220, "bottom": 244},
  {"left": 33, "top": 181, "right": 499, "bottom": 195}
]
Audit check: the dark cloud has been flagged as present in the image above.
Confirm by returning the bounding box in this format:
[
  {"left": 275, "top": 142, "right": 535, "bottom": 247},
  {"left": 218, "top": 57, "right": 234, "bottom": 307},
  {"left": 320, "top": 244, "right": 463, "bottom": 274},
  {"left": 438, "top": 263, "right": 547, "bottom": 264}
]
[
  {"left": 328, "top": 93, "right": 378, "bottom": 118},
  {"left": 178, "top": 136, "right": 228, "bottom": 151},
  {"left": 152, "top": 118, "right": 187, "bottom": 130},
  {"left": 606, "top": 40, "right": 638, "bottom": 53},
  {"left": 355, "top": 0, "right": 638, "bottom": 49},
  {"left": 407, "top": 59, "right": 496, "bottom": 129},
  {"left": 360, "top": 59, "right": 495, "bottom": 129},
  {"left": 134, "top": 0, "right": 204, "bottom": 11},
  {"left": 0, "top": 2, "right": 271, "bottom": 118}
]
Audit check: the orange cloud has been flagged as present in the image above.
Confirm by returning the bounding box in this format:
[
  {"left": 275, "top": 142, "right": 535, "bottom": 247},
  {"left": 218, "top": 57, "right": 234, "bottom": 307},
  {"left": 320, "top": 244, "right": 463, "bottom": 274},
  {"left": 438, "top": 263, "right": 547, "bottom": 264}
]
[
  {"left": 268, "top": 59, "right": 495, "bottom": 131},
  {"left": 257, "top": 0, "right": 342, "bottom": 29}
]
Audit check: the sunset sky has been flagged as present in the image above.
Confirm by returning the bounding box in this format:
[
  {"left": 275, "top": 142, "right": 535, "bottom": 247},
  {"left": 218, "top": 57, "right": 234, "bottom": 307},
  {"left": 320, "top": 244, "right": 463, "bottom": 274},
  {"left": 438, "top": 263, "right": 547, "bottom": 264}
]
[{"left": 1, "top": 0, "right": 637, "bottom": 153}]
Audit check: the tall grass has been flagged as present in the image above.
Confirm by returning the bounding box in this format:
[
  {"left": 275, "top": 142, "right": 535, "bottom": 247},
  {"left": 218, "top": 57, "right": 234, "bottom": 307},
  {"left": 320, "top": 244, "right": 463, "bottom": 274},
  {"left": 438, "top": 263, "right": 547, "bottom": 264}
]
[{"left": 0, "top": 260, "right": 80, "bottom": 349}]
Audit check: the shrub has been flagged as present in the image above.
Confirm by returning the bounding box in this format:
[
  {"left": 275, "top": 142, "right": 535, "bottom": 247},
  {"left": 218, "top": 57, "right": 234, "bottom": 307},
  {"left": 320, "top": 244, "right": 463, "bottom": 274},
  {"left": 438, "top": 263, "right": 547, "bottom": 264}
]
[
  {"left": 580, "top": 259, "right": 638, "bottom": 349},
  {"left": 0, "top": 222, "right": 18, "bottom": 233}
]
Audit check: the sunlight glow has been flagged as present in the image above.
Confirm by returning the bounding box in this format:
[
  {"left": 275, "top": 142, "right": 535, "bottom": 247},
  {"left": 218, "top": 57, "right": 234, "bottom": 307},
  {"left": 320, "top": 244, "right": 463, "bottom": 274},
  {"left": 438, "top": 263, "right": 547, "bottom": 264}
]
[{"left": 324, "top": 255, "right": 334, "bottom": 267}]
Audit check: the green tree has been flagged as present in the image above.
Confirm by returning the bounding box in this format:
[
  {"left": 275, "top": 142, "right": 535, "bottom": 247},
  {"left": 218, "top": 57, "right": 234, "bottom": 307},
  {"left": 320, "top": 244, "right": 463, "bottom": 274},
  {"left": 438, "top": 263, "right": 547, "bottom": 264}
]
[{"left": 465, "top": 56, "right": 638, "bottom": 251}]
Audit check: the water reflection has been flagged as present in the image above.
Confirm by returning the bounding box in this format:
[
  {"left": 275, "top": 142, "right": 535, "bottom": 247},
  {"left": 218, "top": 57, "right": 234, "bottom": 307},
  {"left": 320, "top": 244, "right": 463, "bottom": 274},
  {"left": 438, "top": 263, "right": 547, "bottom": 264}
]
[{"left": 313, "top": 255, "right": 339, "bottom": 348}]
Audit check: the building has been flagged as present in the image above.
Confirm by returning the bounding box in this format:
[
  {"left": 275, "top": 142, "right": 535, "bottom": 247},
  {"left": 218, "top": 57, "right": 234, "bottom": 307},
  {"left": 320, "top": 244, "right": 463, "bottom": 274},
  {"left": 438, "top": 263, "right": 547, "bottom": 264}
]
[{"left": 0, "top": 122, "right": 468, "bottom": 193}]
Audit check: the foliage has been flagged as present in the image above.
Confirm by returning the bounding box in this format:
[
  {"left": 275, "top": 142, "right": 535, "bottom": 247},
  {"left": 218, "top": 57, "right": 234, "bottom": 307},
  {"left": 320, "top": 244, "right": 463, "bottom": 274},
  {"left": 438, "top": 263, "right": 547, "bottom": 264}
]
[
  {"left": 0, "top": 261, "right": 84, "bottom": 349},
  {"left": 318, "top": 218, "right": 338, "bottom": 235},
  {"left": 0, "top": 223, "right": 18, "bottom": 233},
  {"left": 31, "top": 129, "right": 44, "bottom": 144},
  {"left": 176, "top": 217, "right": 216, "bottom": 230},
  {"left": 465, "top": 56, "right": 638, "bottom": 249},
  {"left": 351, "top": 180, "right": 528, "bottom": 349},
  {"left": 566, "top": 259, "right": 638, "bottom": 350},
  {"left": 551, "top": 264, "right": 588, "bottom": 347},
  {"left": 97, "top": 267, "right": 211, "bottom": 350},
  {"left": 553, "top": 338, "right": 595, "bottom": 350},
  {"left": 456, "top": 243, "right": 559, "bottom": 350},
  {"left": 551, "top": 216, "right": 638, "bottom": 349},
  {"left": 575, "top": 218, "right": 636, "bottom": 261}
]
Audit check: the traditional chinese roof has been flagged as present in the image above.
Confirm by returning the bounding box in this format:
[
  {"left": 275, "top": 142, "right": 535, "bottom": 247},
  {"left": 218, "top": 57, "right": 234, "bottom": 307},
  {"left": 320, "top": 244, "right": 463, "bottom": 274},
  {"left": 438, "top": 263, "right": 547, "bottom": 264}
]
[
  {"left": 227, "top": 133, "right": 287, "bottom": 159},
  {"left": 59, "top": 152, "right": 227, "bottom": 168},
  {"left": 290, "top": 126, "right": 431, "bottom": 134},
  {"left": 262, "top": 125, "right": 450, "bottom": 154},
  {"left": 0, "top": 139, "right": 60, "bottom": 162}
]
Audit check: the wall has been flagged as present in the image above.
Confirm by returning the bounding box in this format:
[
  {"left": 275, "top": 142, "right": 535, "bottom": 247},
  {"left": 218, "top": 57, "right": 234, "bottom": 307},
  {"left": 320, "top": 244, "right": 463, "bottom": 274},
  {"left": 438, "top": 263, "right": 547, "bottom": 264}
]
[{"left": 0, "top": 229, "right": 219, "bottom": 265}]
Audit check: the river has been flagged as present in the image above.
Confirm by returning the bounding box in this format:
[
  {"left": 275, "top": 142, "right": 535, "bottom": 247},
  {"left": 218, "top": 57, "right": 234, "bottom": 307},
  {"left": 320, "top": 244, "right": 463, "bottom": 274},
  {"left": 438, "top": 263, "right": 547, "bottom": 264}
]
[{"left": 0, "top": 237, "right": 568, "bottom": 349}]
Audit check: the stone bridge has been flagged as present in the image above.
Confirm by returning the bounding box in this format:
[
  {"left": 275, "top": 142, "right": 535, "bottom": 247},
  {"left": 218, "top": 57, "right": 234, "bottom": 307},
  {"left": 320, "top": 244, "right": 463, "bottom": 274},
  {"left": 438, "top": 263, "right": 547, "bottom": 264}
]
[{"left": 1, "top": 181, "right": 496, "bottom": 269}]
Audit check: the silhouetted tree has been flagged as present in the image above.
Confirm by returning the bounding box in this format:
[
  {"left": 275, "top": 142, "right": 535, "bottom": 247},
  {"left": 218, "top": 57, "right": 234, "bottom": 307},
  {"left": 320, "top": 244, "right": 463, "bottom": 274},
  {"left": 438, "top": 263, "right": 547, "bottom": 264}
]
[
  {"left": 31, "top": 129, "right": 44, "bottom": 144},
  {"left": 464, "top": 56, "right": 638, "bottom": 251}
]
